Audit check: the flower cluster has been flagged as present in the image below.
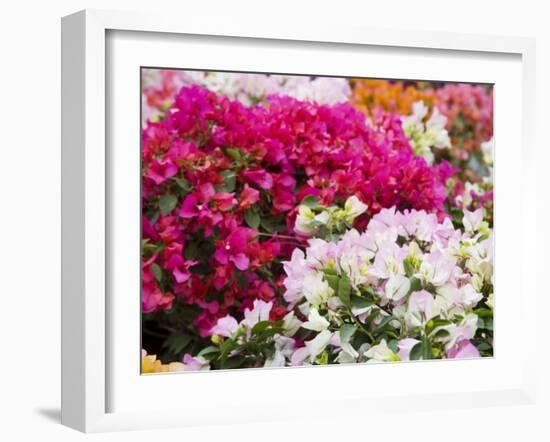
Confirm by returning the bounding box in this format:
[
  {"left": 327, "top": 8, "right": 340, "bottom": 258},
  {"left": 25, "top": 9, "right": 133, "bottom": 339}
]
[
  {"left": 142, "top": 69, "right": 351, "bottom": 122},
  {"left": 351, "top": 79, "right": 435, "bottom": 118},
  {"left": 402, "top": 101, "right": 451, "bottom": 164},
  {"left": 140, "top": 70, "right": 493, "bottom": 371},
  {"left": 279, "top": 206, "right": 493, "bottom": 365},
  {"left": 142, "top": 85, "right": 451, "bottom": 317},
  {"left": 196, "top": 206, "right": 493, "bottom": 369},
  {"left": 350, "top": 79, "right": 493, "bottom": 183}
]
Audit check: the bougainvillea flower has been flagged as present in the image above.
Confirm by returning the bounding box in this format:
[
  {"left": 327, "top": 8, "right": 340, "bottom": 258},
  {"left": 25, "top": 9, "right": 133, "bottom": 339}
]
[
  {"left": 239, "top": 184, "right": 260, "bottom": 209},
  {"left": 242, "top": 168, "right": 274, "bottom": 190},
  {"left": 214, "top": 227, "right": 254, "bottom": 271},
  {"left": 146, "top": 157, "right": 178, "bottom": 185},
  {"left": 163, "top": 243, "right": 197, "bottom": 284},
  {"left": 212, "top": 192, "right": 237, "bottom": 212},
  {"left": 140, "top": 75, "right": 493, "bottom": 369},
  {"left": 179, "top": 183, "right": 216, "bottom": 218},
  {"left": 447, "top": 340, "right": 480, "bottom": 359}
]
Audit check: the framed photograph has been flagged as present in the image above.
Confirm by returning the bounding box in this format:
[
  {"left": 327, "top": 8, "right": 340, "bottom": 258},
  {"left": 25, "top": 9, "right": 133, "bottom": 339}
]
[{"left": 61, "top": 9, "right": 537, "bottom": 432}]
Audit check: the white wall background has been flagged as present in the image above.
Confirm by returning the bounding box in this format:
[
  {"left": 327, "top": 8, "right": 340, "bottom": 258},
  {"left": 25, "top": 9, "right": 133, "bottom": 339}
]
[{"left": 0, "top": 1, "right": 547, "bottom": 440}]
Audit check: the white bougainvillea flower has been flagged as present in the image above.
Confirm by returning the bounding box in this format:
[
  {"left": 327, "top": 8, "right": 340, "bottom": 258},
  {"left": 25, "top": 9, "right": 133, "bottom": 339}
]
[
  {"left": 397, "top": 338, "right": 420, "bottom": 361},
  {"left": 460, "top": 284, "right": 484, "bottom": 308},
  {"left": 302, "top": 308, "right": 330, "bottom": 332},
  {"left": 282, "top": 249, "right": 312, "bottom": 304},
  {"left": 263, "top": 351, "right": 286, "bottom": 368},
  {"left": 343, "top": 195, "right": 368, "bottom": 223},
  {"left": 443, "top": 313, "right": 478, "bottom": 350},
  {"left": 365, "top": 340, "right": 400, "bottom": 362},
  {"left": 425, "top": 107, "right": 451, "bottom": 149},
  {"left": 303, "top": 272, "right": 334, "bottom": 307},
  {"left": 210, "top": 315, "right": 239, "bottom": 338},
  {"left": 369, "top": 240, "right": 406, "bottom": 279},
  {"left": 417, "top": 250, "right": 456, "bottom": 287},
  {"left": 294, "top": 205, "right": 317, "bottom": 236},
  {"left": 305, "top": 329, "right": 333, "bottom": 361},
  {"left": 402, "top": 101, "right": 451, "bottom": 164},
  {"left": 406, "top": 290, "right": 436, "bottom": 329},
  {"left": 481, "top": 137, "right": 494, "bottom": 166},
  {"left": 384, "top": 273, "right": 411, "bottom": 302},
  {"left": 463, "top": 208, "right": 485, "bottom": 233},
  {"left": 306, "top": 238, "right": 338, "bottom": 269},
  {"left": 264, "top": 336, "right": 297, "bottom": 368},
  {"left": 282, "top": 311, "right": 302, "bottom": 336},
  {"left": 183, "top": 354, "right": 211, "bottom": 371},
  {"left": 243, "top": 300, "right": 273, "bottom": 329}
]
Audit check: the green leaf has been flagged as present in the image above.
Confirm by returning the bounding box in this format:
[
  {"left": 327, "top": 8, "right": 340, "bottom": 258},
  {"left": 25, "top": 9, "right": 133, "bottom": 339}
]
[
  {"left": 219, "top": 338, "right": 239, "bottom": 361},
  {"left": 221, "top": 355, "right": 246, "bottom": 369},
  {"left": 387, "top": 339, "right": 399, "bottom": 353},
  {"left": 351, "top": 294, "right": 373, "bottom": 309},
  {"left": 197, "top": 346, "right": 220, "bottom": 357},
  {"left": 162, "top": 332, "right": 191, "bottom": 355},
  {"left": 474, "top": 341, "right": 492, "bottom": 351},
  {"left": 315, "top": 351, "right": 329, "bottom": 365},
  {"left": 159, "top": 194, "right": 178, "bottom": 215},
  {"left": 301, "top": 195, "right": 319, "bottom": 209},
  {"left": 257, "top": 326, "right": 285, "bottom": 340},
  {"left": 217, "top": 170, "right": 236, "bottom": 192},
  {"left": 474, "top": 308, "right": 493, "bottom": 318},
  {"left": 175, "top": 177, "right": 193, "bottom": 192},
  {"left": 225, "top": 147, "right": 242, "bottom": 162},
  {"left": 151, "top": 263, "right": 163, "bottom": 283},
  {"left": 251, "top": 320, "right": 274, "bottom": 336},
  {"left": 259, "top": 214, "right": 285, "bottom": 233},
  {"left": 409, "top": 342, "right": 423, "bottom": 360},
  {"left": 376, "top": 315, "right": 395, "bottom": 330},
  {"left": 339, "top": 324, "right": 356, "bottom": 343},
  {"left": 364, "top": 308, "right": 380, "bottom": 325},
  {"left": 422, "top": 336, "right": 432, "bottom": 360},
  {"left": 322, "top": 267, "right": 338, "bottom": 276},
  {"left": 431, "top": 328, "right": 450, "bottom": 341},
  {"left": 324, "top": 274, "right": 340, "bottom": 292},
  {"left": 244, "top": 208, "right": 261, "bottom": 228},
  {"left": 337, "top": 274, "right": 351, "bottom": 307},
  {"left": 409, "top": 277, "right": 422, "bottom": 292},
  {"left": 403, "top": 257, "right": 417, "bottom": 277}
]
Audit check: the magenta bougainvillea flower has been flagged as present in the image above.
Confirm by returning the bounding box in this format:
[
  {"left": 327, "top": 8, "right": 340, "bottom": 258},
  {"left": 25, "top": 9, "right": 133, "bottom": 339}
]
[{"left": 141, "top": 83, "right": 461, "bottom": 349}]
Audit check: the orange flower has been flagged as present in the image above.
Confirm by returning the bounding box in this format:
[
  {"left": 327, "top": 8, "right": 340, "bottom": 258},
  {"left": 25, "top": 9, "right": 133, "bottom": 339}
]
[
  {"left": 350, "top": 79, "right": 434, "bottom": 118},
  {"left": 141, "top": 350, "right": 185, "bottom": 374}
]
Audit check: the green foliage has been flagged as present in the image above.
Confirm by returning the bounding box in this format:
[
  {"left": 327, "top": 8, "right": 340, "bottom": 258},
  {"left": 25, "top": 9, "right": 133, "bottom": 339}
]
[
  {"left": 244, "top": 207, "right": 261, "bottom": 228},
  {"left": 159, "top": 193, "right": 178, "bottom": 215},
  {"left": 337, "top": 273, "right": 351, "bottom": 307}
]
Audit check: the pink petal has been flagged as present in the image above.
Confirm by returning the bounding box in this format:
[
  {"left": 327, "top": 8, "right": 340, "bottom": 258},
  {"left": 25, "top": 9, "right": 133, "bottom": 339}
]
[{"left": 231, "top": 253, "right": 250, "bottom": 271}]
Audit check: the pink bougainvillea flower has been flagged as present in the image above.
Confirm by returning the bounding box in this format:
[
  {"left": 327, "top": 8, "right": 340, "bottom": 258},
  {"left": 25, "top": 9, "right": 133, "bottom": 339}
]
[
  {"left": 239, "top": 184, "right": 260, "bottom": 210},
  {"left": 242, "top": 168, "right": 274, "bottom": 190},
  {"left": 163, "top": 243, "right": 197, "bottom": 284},
  {"left": 146, "top": 157, "right": 178, "bottom": 185},
  {"left": 210, "top": 315, "right": 239, "bottom": 338},
  {"left": 155, "top": 215, "right": 181, "bottom": 244},
  {"left": 142, "top": 257, "right": 174, "bottom": 313},
  {"left": 179, "top": 183, "right": 215, "bottom": 218},
  {"left": 211, "top": 191, "right": 237, "bottom": 212},
  {"left": 214, "top": 227, "right": 254, "bottom": 271},
  {"left": 447, "top": 340, "right": 480, "bottom": 359}
]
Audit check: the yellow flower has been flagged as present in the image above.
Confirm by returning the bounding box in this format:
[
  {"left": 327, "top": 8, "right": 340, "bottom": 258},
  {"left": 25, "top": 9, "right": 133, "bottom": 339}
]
[{"left": 141, "top": 350, "right": 185, "bottom": 374}]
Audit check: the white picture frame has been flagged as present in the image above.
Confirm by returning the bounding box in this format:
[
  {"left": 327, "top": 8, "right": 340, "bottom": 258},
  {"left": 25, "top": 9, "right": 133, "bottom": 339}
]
[{"left": 61, "top": 9, "right": 537, "bottom": 433}]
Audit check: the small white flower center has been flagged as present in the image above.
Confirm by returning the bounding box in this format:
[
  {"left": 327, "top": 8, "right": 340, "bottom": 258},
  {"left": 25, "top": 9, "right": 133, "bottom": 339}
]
[
  {"left": 225, "top": 244, "right": 231, "bottom": 250},
  {"left": 197, "top": 204, "right": 203, "bottom": 210}
]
